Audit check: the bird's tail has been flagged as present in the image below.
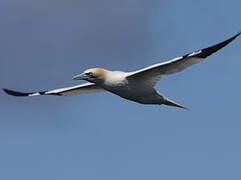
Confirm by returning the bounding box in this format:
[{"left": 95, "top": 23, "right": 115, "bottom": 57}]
[{"left": 163, "top": 98, "right": 189, "bottom": 110}]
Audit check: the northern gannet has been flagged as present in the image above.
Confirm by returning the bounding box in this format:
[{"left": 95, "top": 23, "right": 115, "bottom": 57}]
[{"left": 3, "top": 32, "right": 240, "bottom": 109}]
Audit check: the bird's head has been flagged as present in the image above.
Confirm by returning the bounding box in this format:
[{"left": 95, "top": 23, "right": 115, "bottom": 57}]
[{"left": 72, "top": 68, "right": 107, "bottom": 83}]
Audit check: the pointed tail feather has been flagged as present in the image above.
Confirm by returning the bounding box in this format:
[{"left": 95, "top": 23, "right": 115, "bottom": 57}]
[{"left": 163, "top": 98, "right": 189, "bottom": 110}]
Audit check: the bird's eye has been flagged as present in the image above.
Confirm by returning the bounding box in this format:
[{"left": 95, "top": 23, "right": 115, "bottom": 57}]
[{"left": 85, "top": 72, "right": 95, "bottom": 78}]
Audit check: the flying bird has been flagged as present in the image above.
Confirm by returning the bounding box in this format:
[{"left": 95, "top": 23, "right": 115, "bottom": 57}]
[{"left": 3, "top": 32, "right": 240, "bottom": 109}]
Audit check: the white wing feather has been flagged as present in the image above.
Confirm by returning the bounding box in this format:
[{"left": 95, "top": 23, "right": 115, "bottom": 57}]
[
  {"left": 3, "top": 82, "right": 105, "bottom": 97},
  {"left": 127, "top": 32, "right": 240, "bottom": 87}
]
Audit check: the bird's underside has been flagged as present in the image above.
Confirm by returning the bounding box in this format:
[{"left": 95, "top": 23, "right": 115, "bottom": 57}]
[{"left": 3, "top": 32, "right": 240, "bottom": 109}]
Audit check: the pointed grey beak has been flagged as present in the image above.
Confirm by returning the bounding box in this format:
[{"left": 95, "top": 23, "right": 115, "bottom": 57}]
[{"left": 72, "top": 73, "right": 86, "bottom": 80}]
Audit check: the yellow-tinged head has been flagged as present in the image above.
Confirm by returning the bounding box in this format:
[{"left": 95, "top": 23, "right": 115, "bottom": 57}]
[
  {"left": 72, "top": 67, "right": 107, "bottom": 83},
  {"left": 84, "top": 68, "right": 107, "bottom": 79}
]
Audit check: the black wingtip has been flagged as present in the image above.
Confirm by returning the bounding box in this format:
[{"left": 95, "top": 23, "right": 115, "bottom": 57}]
[
  {"left": 233, "top": 31, "right": 241, "bottom": 39},
  {"left": 3, "top": 88, "right": 30, "bottom": 96},
  {"left": 236, "top": 30, "right": 241, "bottom": 36},
  {"left": 196, "top": 32, "right": 240, "bottom": 58}
]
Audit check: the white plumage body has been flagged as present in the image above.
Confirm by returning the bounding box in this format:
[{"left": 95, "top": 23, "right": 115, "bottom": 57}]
[{"left": 100, "top": 71, "right": 163, "bottom": 104}]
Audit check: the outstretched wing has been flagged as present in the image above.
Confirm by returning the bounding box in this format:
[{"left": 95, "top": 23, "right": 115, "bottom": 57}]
[
  {"left": 127, "top": 32, "right": 240, "bottom": 87},
  {"left": 3, "top": 82, "right": 105, "bottom": 97}
]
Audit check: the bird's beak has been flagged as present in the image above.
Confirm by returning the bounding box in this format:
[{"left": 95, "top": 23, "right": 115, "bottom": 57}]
[{"left": 72, "top": 73, "right": 86, "bottom": 80}]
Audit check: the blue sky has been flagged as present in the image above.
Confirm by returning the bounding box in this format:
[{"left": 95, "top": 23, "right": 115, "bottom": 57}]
[{"left": 1, "top": 0, "right": 241, "bottom": 179}]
